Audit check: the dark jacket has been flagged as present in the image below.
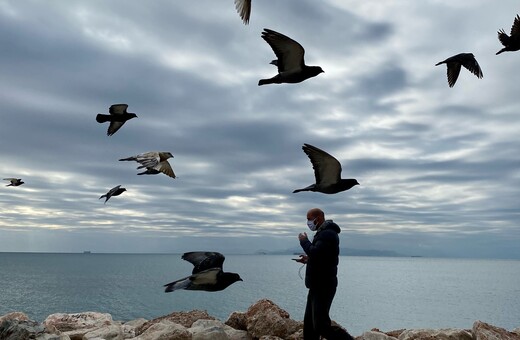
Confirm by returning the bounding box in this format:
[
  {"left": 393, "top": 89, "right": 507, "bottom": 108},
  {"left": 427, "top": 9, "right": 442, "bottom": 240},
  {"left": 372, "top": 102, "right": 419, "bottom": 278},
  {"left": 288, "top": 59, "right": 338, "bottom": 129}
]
[{"left": 300, "top": 220, "right": 340, "bottom": 289}]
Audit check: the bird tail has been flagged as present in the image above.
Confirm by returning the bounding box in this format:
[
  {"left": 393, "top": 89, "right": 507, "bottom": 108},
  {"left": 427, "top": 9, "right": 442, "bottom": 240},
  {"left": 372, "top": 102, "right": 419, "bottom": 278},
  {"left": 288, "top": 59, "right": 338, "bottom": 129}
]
[
  {"left": 164, "top": 277, "right": 191, "bottom": 293},
  {"left": 292, "top": 184, "right": 313, "bottom": 193},
  {"left": 258, "top": 78, "right": 274, "bottom": 86},
  {"left": 119, "top": 157, "right": 136, "bottom": 161},
  {"left": 434, "top": 61, "right": 444, "bottom": 66},
  {"left": 496, "top": 49, "right": 506, "bottom": 55},
  {"left": 96, "top": 114, "right": 111, "bottom": 123}
]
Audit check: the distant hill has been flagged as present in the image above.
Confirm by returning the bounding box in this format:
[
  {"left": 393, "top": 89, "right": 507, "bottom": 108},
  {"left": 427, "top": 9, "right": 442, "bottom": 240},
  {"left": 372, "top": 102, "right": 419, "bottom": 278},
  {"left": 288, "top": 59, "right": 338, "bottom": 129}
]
[{"left": 259, "top": 247, "right": 409, "bottom": 257}]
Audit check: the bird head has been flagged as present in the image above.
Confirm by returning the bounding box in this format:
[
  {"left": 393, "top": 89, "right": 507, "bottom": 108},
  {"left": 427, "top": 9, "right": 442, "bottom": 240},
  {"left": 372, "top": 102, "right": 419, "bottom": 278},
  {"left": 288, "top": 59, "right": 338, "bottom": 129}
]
[{"left": 164, "top": 152, "right": 174, "bottom": 159}]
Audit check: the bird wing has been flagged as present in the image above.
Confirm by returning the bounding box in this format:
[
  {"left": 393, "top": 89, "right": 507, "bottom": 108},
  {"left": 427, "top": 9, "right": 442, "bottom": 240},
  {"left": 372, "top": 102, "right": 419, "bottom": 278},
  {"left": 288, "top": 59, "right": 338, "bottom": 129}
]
[
  {"left": 261, "top": 29, "right": 305, "bottom": 73},
  {"left": 510, "top": 14, "right": 520, "bottom": 38},
  {"left": 190, "top": 268, "right": 221, "bottom": 285},
  {"left": 460, "top": 56, "right": 483, "bottom": 79},
  {"left": 446, "top": 62, "right": 462, "bottom": 88},
  {"left": 107, "top": 121, "right": 125, "bottom": 136},
  {"left": 135, "top": 152, "right": 160, "bottom": 168},
  {"left": 302, "top": 144, "right": 342, "bottom": 187},
  {"left": 157, "top": 160, "right": 176, "bottom": 178},
  {"left": 182, "top": 252, "right": 225, "bottom": 274},
  {"left": 234, "top": 0, "right": 251, "bottom": 24},
  {"left": 497, "top": 29, "right": 510, "bottom": 46},
  {"left": 108, "top": 185, "right": 121, "bottom": 196},
  {"left": 109, "top": 104, "right": 128, "bottom": 115}
]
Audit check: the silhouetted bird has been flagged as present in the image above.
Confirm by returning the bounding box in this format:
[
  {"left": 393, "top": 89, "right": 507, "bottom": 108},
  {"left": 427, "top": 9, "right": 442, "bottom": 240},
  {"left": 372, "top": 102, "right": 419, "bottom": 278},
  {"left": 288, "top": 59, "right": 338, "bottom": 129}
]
[
  {"left": 435, "top": 53, "right": 483, "bottom": 88},
  {"left": 99, "top": 185, "right": 126, "bottom": 204},
  {"left": 258, "top": 29, "right": 324, "bottom": 86},
  {"left": 293, "top": 143, "right": 359, "bottom": 194},
  {"left": 164, "top": 252, "right": 243, "bottom": 292},
  {"left": 3, "top": 178, "right": 24, "bottom": 187},
  {"left": 119, "top": 151, "right": 175, "bottom": 178},
  {"left": 96, "top": 104, "right": 137, "bottom": 136},
  {"left": 234, "top": 0, "right": 251, "bottom": 25},
  {"left": 496, "top": 15, "right": 520, "bottom": 55}
]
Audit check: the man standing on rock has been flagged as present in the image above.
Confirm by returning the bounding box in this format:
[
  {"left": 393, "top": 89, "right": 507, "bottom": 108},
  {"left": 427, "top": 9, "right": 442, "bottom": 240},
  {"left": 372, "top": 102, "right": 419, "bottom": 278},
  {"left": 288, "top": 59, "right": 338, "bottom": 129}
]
[{"left": 296, "top": 208, "right": 353, "bottom": 340}]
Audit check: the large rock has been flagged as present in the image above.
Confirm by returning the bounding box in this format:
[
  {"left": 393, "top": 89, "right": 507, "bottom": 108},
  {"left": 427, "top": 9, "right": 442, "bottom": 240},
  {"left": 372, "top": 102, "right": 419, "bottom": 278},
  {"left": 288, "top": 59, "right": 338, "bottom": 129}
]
[
  {"left": 398, "top": 328, "right": 472, "bottom": 340},
  {"left": 82, "top": 323, "right": 123, "bottom": 340},
  {"left": 44, "top": 312, "right": 115, "bottom": 339},
  {"left": 225, "top": 311, "right": 248, "bottom": 331},
  {"left": 133, "top": 320, "right": 192, "bottom": 340},
  {"left": 0, "top": 312, "right": 30, "bottom": 323},
  {"left": 361, "top": 330, "right": 398, "bottom": 340},
  {"left": 0, "top": 318, "right": 70, "bottom": 340},
  {"left": 189, "top": 319, "right": 229, "bottom": 340},
  {"left": 244, "top": 299, "right": 302, "bottom": 339},
  {"left": 122, "top": 318, "right": 148, "bottom": 339},
  {"left": 472, "top": 321, "right": 520, "bottom": 340},
  {"left": 136, "top": 310, "right": 215, "bottom": 336}
]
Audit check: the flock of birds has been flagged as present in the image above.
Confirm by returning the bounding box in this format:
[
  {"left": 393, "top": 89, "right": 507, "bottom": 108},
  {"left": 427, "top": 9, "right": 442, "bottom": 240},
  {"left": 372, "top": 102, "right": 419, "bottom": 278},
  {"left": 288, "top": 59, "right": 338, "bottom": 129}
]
[{"left": 3, "top": 3, "right": 520, "bottom": 293}]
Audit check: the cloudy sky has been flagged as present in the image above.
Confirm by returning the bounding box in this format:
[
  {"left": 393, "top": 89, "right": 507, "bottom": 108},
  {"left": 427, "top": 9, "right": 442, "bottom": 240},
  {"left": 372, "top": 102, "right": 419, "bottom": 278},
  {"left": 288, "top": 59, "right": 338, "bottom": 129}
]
[{"left": 0, "top": 0, "right": 519, "bottom": 258}]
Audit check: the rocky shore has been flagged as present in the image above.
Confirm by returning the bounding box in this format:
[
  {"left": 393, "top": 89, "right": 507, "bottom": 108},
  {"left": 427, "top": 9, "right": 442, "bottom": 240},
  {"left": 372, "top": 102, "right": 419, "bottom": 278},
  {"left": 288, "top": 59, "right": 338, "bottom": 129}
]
[{"left": 1, "top": 298, "right": 519, "bottom": 340}]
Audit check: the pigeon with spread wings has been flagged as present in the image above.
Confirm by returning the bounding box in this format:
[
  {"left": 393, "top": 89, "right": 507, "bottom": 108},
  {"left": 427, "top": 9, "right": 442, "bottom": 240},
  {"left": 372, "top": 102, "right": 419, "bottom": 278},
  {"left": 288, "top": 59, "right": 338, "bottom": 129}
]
[
  {"left": 258, "top": 28, "right": 323, "bottom": 86},
  {"left": 234, "top": 0, "right": 251, "bottom": 25},
  {"left": 99, "top": 185, "right": 126, "bottom": 204},
  {"left": 3, "top": 178, "right": 24, "bottom": 187},
  {"left": 293, "top": 144, "right": 359, "bottom": 194},
  {"left": 435, "top": 53, "right": 483, "bottom": 87},
  {"left": 164, "top": 252, "right": 243, "bottom": 292},
  {"left": 496, "top": 14, "right": 520, "bottom": 55},
  {"left": 96, "top": 104, "right": 137, "bottom": 136},
  {"left": 119, "top": 151, "right": 175, "bottom": 179}
]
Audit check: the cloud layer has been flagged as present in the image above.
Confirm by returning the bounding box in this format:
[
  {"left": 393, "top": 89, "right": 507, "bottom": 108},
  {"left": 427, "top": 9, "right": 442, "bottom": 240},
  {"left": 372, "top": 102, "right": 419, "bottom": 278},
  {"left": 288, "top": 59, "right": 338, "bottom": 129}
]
[{"left": 0, "top": 0, "right": 519, "bottom": 258}]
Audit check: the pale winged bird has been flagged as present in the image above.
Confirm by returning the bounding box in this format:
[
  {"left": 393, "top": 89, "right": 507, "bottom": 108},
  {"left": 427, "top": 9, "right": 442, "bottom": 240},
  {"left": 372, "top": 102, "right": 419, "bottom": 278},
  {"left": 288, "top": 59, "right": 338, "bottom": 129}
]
[
  {"left": 435, "top": 53, "right": 483, "bottom": 88},
  {"left": 119, "top": 151, "right": 175, "bottom": 178},
  {"left": 496, "top": 14, "right": 520, "bottom": 55},
  {"left": 3, "top": 178, "right": 24, "bottom": 187},
  {"left": 96, "top": 104, "right": 137, "bottom": 136},
  {"left": 293, "top": 143, "right": 359, "bottom": 194},
  {"left": 164, "top": 252, "right": 243, "bottom": 292},
  {"left": 99, "top": 185, "right": 126, "bottom": 204},
  {"left": 258, "top": 29, "right": 323, "bottom": 86},
  {"left": 234, "top": 0, "right": 251, "bottom": 25}
]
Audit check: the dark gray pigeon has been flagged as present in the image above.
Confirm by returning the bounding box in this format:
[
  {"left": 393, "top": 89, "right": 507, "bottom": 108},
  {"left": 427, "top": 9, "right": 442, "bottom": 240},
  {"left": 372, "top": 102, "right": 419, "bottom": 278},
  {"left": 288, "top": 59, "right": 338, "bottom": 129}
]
[
  {"left": 258, "top": 29, "right": 324, "bottom": 86},
  {"left": 164, "top": 251, "right": 243, "bottom": 293},
  {"left": 234, "top": 0, "right": 251, "bottom": 25},
  {"left": 496, "top": 14, "right": 520, "bottom": 55},
  {"left": 293, "top": 143, "right": 359, "bottom": 194},
  {"left": 96, "top": 104, "right": 137, "bottom": 136},
  {"left": 3, "top": 178, "right": 24, "bottom": 187},
  {"left": 435, "top": 53, "right": 483, "bottom": 87},
  {"left": 99, "top": 185, "right": 126, "bottom": 204},
  {"left": 119, "top": 151, "right": 175, "bottom": 178}
]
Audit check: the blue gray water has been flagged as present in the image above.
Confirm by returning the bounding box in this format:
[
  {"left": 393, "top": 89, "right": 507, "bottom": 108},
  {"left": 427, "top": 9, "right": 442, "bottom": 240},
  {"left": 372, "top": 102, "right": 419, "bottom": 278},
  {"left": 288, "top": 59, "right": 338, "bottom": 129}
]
[{"left": 0, "top": 253, "right": 518, "bottom": 336}]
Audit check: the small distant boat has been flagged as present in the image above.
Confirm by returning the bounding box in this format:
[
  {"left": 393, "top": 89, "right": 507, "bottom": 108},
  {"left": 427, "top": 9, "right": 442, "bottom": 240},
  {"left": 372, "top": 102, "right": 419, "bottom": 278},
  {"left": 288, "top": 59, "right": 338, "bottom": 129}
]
[{"left": 83, "top": 251, "right": 92, "bottom": 254}]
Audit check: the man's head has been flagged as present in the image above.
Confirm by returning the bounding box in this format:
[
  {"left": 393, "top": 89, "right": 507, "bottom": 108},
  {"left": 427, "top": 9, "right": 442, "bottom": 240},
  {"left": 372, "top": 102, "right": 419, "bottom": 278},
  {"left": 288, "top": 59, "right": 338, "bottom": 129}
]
[{"left": 306, "top": 208, "right": 325, "bottom": 231}]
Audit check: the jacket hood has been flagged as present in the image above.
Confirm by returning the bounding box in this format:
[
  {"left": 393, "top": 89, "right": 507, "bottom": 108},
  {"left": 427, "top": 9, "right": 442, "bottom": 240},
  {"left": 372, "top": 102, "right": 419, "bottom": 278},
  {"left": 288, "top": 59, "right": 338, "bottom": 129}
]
[{"left": 318, "top": 219, "right": 340, "bottom": 234}]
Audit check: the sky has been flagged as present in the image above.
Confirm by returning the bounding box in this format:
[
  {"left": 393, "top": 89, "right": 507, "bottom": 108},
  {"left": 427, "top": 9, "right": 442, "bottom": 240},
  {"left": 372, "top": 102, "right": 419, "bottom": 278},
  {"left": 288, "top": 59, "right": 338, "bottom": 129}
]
[{"left": 0, "top": 0, "right": 519, "bottom": 259}]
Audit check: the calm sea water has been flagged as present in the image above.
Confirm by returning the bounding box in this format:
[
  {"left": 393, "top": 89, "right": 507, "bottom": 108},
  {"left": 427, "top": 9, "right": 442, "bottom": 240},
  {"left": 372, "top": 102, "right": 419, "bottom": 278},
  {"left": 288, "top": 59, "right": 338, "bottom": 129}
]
[{"left": 0, "top": 253, "right": 518, "bottom": 336}]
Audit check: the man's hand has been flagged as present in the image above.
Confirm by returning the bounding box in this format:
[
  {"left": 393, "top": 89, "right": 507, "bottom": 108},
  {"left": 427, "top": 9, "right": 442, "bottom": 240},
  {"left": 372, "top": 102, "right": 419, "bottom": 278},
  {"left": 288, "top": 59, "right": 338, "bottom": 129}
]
[
  {"left": 292, "top": 254, "right": 308, "bottom": 264},
  {"left": 298, "top": 232, "right": 308, "bottom": 242}
]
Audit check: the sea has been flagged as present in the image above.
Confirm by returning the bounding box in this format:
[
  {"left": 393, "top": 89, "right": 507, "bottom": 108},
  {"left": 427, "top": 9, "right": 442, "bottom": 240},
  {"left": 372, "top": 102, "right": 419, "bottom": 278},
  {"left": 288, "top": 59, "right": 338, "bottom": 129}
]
[{"left": 0, "top": 253, "right": 519, "bottom": 336}]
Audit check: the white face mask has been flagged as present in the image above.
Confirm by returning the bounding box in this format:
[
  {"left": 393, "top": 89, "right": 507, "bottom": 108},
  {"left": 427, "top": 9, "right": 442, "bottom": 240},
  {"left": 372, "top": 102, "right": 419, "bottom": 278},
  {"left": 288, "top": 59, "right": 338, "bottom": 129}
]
[{"left": 307, "top": 218, "right": 317, "bottom": 231}]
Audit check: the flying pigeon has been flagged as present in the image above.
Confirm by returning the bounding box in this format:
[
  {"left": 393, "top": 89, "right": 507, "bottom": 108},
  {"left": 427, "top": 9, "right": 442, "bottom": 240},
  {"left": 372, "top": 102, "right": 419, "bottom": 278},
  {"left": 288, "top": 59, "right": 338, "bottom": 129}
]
[
  {"left": 435, "top": 53, "right": 483, "bottom": 87},
  {"left": 3, "top": 178, "right": 24, "bottom": 187},
  {"left": 496, "top": 14, "right": 520, "bottom": 55},
  {"left": 99, "top": 185, "right": 126, "bottom": 204},
  {"left": 119, "top": 151, "right": 175, "bottom": 178},
  {"left": 293, "top": 143, "right": 359, "bottom": 194},
  {"left": 258, "top": 28, "right": 324, "bottom": 86},
  {"left": 164, "top": 251, "right": 243, "bottom": 292},
  {"left": 96, "top": 104, "right": 138, "bottom": 136},
  {"left": 234, "top": 0, "right": 251, "bottom": 25}
]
